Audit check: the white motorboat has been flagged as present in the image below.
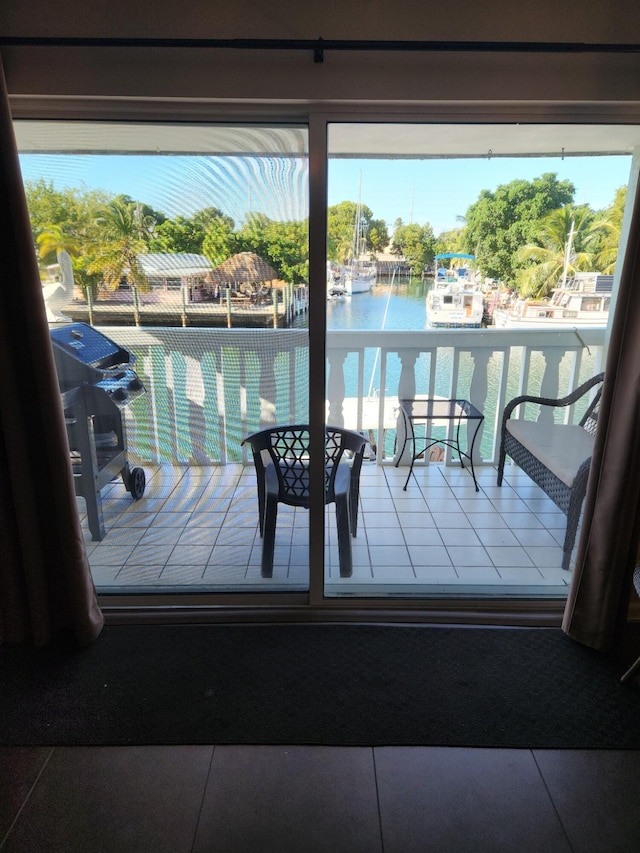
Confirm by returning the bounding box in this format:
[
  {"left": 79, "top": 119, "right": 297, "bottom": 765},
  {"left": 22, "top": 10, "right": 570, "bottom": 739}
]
[
  {"left": 492, "top": 273, "right": 612, "bottom": 328},
  {"left": 426, "top": 253, "right": 483, "bottom": 328},
  {"left": 426, "top": 282, "right": 484, "bottom": 328}
]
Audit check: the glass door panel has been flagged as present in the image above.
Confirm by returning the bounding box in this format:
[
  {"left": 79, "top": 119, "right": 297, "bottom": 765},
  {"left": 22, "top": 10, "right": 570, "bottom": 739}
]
[
  {"left": 325, "top": 120, "right": 632, "bottom": 600},
  {"left": 16, "top": 120, "right": 310, "bottom": 595}
]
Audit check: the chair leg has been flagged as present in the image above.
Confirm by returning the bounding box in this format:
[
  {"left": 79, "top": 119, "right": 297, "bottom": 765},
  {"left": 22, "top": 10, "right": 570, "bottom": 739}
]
[
  {"left": 349, "top": 477, "right": 360, "bottom": 536},
  {"left": 336, "top": 494, "right": 353, "bottom": 577},
  {"left": 497, "top": 437, "right": 506, "bottom": 486},
  {"left": 256, "top": 475, "right": 265, "bottom": 537},
  {"left": 562, "top": 513, "right": 582, "bottom": 571},
  {"left": 261, "top": 493, "right": 278, "bottom": 578},
  {"left": 563, "top": 486, "right": 587, "bottom": 571},
  {"left": 562, "top": 505, "right": 579, "bottom": 570}
]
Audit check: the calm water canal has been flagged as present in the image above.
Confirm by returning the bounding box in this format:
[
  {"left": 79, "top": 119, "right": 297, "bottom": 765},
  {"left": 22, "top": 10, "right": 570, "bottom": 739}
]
[{"left": 327, "top": 277, "right": 428, "bottom": 332}]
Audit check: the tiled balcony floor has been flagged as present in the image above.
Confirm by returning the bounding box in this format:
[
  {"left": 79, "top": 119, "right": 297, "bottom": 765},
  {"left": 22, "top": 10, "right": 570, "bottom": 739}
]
[{"left": 84, "top": 460, "right": 575, "bottom": 598}]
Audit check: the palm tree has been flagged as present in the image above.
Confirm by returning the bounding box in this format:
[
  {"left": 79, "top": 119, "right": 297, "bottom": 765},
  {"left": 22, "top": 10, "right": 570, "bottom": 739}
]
[
  {"left": 592, "top": 186, "right": 626, "bottom": 274},
  {"left": 91, "top": 198, "right": 154, "bottom": 326},
  {"left": 516, "top": 205, "right": 596, "bottom": 298},
  {"left": 36, "top": 224, "right": 80, "bottom": 264},
  {"left": 36, "top": 222, "right": 108, "bottom": 312}
]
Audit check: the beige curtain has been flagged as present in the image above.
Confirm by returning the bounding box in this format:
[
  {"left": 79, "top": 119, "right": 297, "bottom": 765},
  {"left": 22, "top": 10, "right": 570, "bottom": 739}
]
[
  {"left": 563, "top": 177, "right": 640, "bottom": 650},
  {"left": 0, "top": 55, "right": 103, "bottom": 646}
]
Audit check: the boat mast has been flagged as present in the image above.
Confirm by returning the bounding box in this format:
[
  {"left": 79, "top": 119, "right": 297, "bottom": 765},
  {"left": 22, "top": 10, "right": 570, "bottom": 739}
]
[{"left": 353, "top": 172, "right": 363, "bottom": 265}]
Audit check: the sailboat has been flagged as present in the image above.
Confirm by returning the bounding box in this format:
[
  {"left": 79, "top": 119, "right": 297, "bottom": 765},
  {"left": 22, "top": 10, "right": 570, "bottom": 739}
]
[
  {"left": 341, "top": 177, "right": 377, "bottom": 295},
  {"left": 343, "top": 259, "right": 377, "bottom": 295}
]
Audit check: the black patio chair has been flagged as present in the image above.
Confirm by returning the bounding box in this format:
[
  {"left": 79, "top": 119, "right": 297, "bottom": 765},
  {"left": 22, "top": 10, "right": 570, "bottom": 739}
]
[{"left": 242, "top": 425, "right": 368, "bottom": 578}]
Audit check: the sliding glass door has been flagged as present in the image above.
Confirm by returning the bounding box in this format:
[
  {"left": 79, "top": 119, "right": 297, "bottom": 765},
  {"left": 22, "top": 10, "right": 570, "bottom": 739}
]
[
  {"left": 15, "top": 112, "right": 640, "bottom": 609},
  {"left": 323, "top": 120, "right": 635, "bottom": 601},
  {"left": 16, "top": 120, "right": 311, "bottom": 597}
]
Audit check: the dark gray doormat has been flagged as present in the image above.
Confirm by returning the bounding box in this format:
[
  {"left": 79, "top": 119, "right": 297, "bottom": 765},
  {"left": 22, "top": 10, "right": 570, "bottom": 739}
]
[{"left": 1, "top": 624, "right": 639, "bottom": 748}]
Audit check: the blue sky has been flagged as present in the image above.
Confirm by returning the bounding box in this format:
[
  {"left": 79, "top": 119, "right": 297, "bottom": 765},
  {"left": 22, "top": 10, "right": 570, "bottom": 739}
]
[
  {"left": 19, "top": 152, "right": 631, "bottom": 237},
  {"left": 329, "top": 155, "right": 632, "bottom": 235}
]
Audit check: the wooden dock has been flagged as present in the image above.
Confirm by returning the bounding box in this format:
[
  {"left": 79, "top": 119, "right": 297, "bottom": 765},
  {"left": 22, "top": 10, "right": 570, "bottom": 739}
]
[{"left": 64, "top": 287, "right": 309, "bottom": 328}]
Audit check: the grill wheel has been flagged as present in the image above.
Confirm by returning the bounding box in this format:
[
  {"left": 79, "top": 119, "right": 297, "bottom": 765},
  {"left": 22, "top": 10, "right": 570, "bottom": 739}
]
[{"left": 127, "top": 466, "right": 146, "bottom": 500}]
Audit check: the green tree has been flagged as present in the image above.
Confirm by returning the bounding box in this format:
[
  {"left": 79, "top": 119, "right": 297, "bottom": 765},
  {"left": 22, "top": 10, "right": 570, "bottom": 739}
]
[
  {"left": 24, "top": 179, "right": 81, "bottom": 244},
  {"left": 515, "top": 204, "right": 596, "bottom": 298},
  {"left": 71, "top": 253, "right": 104, "bottom": 304},
  {"left": 462, "top": 173, "right": 575, "bottom": 283},
  {"left": 236, "top": 212, "right": 273, "bottom": 259},
  {"left": 591, "top": 186, "right": 627, "bottom": 274},
  {"left": 367, "top": 218, "right": 390, "bottom": 255},
  {"left": 150, "top": 207, "right": 232, "bottom": 255},
  {"left": 327, "top": 200, "right": 375, "bottom": 264},
  {"left": 236, "top": 213, "right": 308, "bottom": 283},
  {"left": 151, "top": 216, "right": 204, "bottom": 255},
  {"left": 434, "top": 227, "right": 466, "bottom": 262},
  {"left": 261, "top": 219, "right": 309, "bottom": 283},
  {"left": 392, "top": 221, "right": 436, "bottom": 275},
  {"left": 24, "top": 179, "right": 110, "bottom": 260},
  {"left": 26, "top": 183, "right": 113, "bottom": 301},
  {"left": 114, "top": 194, "right": 166, "bottom": 229},
  {"left": 202, "top": 215, "right": 239, "bottom": 266},
  {"left": 36, "top": 224, "right": 81, "bottom": 263},
  {"left": 35, "top": 224, "right": 101, "bottom": 303},
  {"left": 90, "top": 198, "right": 154, "bottom": 325}
]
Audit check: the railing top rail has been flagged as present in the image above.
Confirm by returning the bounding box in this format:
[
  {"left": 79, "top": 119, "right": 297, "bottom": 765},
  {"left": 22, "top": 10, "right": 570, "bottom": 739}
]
[
  {"left": 326, "top": 327, "right": 606, "bottom": 348},
  {"left": 97, "top": 324, "right": 606, "bottom": 348}
]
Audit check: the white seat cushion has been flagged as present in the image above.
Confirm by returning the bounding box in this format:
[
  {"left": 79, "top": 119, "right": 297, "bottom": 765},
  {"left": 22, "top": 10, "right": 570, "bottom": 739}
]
[{"left": 506, "top": 421, "right": 594, "bottom": 487}]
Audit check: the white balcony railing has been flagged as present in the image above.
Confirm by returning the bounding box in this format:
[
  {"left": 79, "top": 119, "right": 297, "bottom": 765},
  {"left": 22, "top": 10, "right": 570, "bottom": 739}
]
[{"left": 105, "top": 326, "right": 605, "bottom": 469}]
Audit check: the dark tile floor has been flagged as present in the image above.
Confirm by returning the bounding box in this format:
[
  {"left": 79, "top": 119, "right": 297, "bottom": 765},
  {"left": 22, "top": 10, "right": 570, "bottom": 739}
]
[{"left": 2, "top": 744, "right": 640, "bottom": 852}]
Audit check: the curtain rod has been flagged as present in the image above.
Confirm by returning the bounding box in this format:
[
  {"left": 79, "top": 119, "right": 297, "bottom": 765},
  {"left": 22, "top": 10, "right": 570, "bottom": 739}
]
[{"left": 2, "top": 37, "right": 640, "bottom": 64}]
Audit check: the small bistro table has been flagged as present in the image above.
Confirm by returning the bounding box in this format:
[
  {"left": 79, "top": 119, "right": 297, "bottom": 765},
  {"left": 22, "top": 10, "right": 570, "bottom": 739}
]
[{"left": 395, "top": 398, "right": 484, "bottom": 492}]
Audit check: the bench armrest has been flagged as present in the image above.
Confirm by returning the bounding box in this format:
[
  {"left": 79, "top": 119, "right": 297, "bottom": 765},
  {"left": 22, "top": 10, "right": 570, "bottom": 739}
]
[{"left": 502, "top": 372, "right": 605, "bottom": 425}]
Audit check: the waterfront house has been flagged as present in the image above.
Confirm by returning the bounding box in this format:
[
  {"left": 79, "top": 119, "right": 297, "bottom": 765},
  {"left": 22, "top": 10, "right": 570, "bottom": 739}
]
[{"left": 137, "top": 252, "right": 214, "bottom": 300}]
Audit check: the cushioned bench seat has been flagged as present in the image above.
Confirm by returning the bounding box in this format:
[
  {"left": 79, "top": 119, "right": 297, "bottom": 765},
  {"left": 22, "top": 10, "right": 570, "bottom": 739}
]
[{"left": 504, "top": 422, "right": 595, "bottom": 489}]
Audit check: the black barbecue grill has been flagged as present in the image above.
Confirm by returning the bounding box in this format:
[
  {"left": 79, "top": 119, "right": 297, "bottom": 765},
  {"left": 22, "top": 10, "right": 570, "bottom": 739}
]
[{"left": 50, "top": 323, "right": 146, "bottom": 541}]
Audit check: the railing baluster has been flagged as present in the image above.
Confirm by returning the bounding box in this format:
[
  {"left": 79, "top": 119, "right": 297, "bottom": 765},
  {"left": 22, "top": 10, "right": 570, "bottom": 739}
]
[
  {"left": 170, "top": 351, "right": 193, "bottom": 463},
  {"left": 393, "top": 348, "right": 419, "bottom": 465},
  {"left": 327, "top": 348, "right": 348, "bottom": 427},
  {"left": 150, "top": 345, "right": 173, "bottom": 462},
  {"left": 468, "top": 348, "right": 490, "bottom": 464},
  {"left": 538, "top": 348, "right": 564, "bottom": 424},
  {"left": 202, "top": 351, "right": 223, "bottom": 463},
  {"left": 259, "top": 350, "right": 277, "bottom": 427}
]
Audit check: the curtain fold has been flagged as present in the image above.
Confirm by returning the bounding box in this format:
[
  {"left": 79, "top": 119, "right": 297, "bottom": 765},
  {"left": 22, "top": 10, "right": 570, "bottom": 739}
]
[
  {"left": 563, "top": 177, "right": 640, "bottom": 650},
  {"left": 0, "top": 54, "right": 103, "bottom": 646}
]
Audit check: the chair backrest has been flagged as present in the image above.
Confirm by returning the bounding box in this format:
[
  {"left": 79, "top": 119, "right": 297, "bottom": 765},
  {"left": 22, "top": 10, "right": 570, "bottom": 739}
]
[
  {"left": 325, "top": 426, "right": 368, "bottom": 502},
  {"left": 578, "top": 372, "right": 605, "bottom": 435},
  {"left": 242, "top": 425, "right": 367, "bottom": 507}
]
